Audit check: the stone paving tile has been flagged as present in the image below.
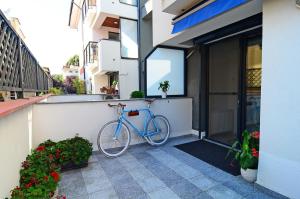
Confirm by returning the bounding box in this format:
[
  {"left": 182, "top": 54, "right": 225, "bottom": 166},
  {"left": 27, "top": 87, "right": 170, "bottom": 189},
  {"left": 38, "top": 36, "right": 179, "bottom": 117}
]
[
  {"left": 169, "top": 180, "right": 204, "bottom": 199},
  {"left": 189, "top": 175, "right": 218, "bottom": 191},
  {"left": 147, "top": 187, "right": 180, "bottom": 199},
  {"left": 147, "top": 149, "right": 202, "bottom": 179},
  {"left": 88, "top": 187, "right": 119, "bottom": 199},
  {"left": 98, "top": 157, "right": 147, "bottom": 199},
  {"left": 118, "top": 153, "right": 168, "bottom": 193},
  {"left": 253, "top": 184, "right": 289, "bottom": 199},
  {"left": 206, "top": 184, "right": 244, "bottom": 199},
  {"left": 59, "top": 170, "right": 88, "bottom": 198},
  {"left": 222, "top": 176, "right": 255, "bottom": 197},
  {"left": 134, "top": 152, "right": 183, "bottom": 187},
  {"left": 81, "top": 162, "right": 116, "bottom": 194}
]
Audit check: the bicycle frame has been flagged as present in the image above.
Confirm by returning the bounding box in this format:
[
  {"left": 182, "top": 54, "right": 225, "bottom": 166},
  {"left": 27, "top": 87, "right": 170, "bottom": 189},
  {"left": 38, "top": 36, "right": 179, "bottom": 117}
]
[{"left": 114, "top": 108, "right": 159, "bottom": 138}]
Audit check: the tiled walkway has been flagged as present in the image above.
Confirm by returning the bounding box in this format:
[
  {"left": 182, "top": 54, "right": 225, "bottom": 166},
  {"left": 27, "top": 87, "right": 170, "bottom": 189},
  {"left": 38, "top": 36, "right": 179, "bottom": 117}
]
[{"left": 59, "top": 135, "right": 287, "bottom": 199}]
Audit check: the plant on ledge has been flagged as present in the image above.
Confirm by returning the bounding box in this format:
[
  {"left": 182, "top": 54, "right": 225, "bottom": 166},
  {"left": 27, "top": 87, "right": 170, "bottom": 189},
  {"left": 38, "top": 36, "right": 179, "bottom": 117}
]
[
  {"left": 130, "top": 90, "right": 144, "bottom": 99},
  {"left": 227, "top": 130, "right": 260, "bottom": 182},
  {"left": 9, "top": 136, "right": 92, "bottom": 199},
  {"left": 158, "top": 80, "right": 170, "bottom": 98}
]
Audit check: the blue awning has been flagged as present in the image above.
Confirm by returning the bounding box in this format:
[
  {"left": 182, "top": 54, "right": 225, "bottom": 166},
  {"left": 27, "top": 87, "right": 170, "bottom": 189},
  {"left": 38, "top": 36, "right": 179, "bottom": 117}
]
[{"left": 172, "top": 0, "right": 249, "bottom": 34}]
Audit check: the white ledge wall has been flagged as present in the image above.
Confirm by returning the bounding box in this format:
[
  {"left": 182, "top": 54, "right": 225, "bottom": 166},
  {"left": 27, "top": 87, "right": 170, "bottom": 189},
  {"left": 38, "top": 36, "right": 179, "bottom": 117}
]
[
  {"left": 32, "top": 98, "right": 193, "bottom": 151},
  {"left": 257, "top": 1, "right": 300, "bottom": 199},
  {"left": 0, "top": 106, "right": 33, "bottom": 199}
]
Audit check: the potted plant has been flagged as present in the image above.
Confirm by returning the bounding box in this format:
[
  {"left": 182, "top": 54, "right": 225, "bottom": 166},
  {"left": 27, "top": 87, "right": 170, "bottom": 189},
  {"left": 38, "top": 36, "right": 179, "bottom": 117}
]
[
  {"left": 130, "top": 90, "right": 144, "bottom": 99},
  {"left": 57, "top": 136, "right": 93, "bottom": 172},
  {"left": 227, "top": 130, "right": 260, "bottom": 182},
  {"left": 158, "top": 80, "right": 170, "bottom": 98}
]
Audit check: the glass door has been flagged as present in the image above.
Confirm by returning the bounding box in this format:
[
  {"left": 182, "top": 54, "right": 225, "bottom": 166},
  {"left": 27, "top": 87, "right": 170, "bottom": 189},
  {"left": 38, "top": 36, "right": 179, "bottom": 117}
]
[
  {"left": 244, "top": 37, "right": 262, "bottom": 132},
  {"left": 207, "top": 38, "right": 240, "bottom": 145}
]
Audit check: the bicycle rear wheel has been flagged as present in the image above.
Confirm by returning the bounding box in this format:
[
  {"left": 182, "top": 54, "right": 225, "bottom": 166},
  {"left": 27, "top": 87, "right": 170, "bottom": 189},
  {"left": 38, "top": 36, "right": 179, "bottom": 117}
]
[
  {"left": 146, "top": 115, "right": 170, "bottom": 146},
  {"left": 97, "top": 120, "right": 131, "bottom": 157}
]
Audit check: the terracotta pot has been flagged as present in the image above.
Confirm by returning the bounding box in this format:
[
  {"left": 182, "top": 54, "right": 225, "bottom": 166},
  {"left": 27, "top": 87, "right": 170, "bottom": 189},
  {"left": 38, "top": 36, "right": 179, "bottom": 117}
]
[{"left": 241, "top": 168, "right": 257, "bottom": 182}]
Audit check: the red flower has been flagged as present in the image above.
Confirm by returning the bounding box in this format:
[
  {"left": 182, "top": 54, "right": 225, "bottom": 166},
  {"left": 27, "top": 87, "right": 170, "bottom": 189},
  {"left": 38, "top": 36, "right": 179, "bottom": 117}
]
[
  {"left": 44, "top": 176, "right": 49, "bottom": 181},
  {"left": 25, "top": 182, "right": 33, "bottom": 188},
  {"left": 49, "top": 154, "right": 54, "bottom": 161},
  {"left": 252, "top": 148, "right": 259, "bottom": 158},
  {"left": 36, "top": 145, "right": 45, "bottom": 152},
  {"left": 30, "top": 177, "right": 38, "bottom": 185},
  {"left": 15, "top": 186, "right": 21, "bottom": 190},
  {"left": 50, "top": 171, "right": 60, "bottom": 182},
  {"left": 56, "top": 149, "right": 60, "bottom": 159},
  {"left": 252, "top": 131, "right": 260, "bottom": 139}
]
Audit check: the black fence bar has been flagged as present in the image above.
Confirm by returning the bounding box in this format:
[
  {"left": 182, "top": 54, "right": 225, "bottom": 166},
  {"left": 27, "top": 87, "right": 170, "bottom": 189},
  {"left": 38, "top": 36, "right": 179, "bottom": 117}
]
[{"left": 0, "top": 10, "right": 52, "bottom": 94}]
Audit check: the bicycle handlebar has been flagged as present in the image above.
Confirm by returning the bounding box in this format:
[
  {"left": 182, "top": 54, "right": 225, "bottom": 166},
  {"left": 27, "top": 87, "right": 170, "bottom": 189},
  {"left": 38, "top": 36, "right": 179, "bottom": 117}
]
[
  {"left": 108, "top": 103, "right": 126, "bottom": 108},
  {"left": 108, "top": 99, "right": 156, "bottom": 108}
]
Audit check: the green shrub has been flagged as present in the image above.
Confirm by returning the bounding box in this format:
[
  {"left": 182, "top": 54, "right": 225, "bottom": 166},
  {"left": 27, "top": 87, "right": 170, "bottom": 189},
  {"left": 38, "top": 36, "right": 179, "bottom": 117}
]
[
  {"left": 49, "top": 87, "right": 63, "bottom": 95},
  {"left": 9, "top": 136, "right": 92, "bottom": 199},
  {"left": 72, "top": 78, "right": 86, "bottom": 94},
  {"left": 130, "top": 90, "right": 144, "bottom": 98},
  {"left": 56, "top": 136, "right": 93, "bottom": 166}
]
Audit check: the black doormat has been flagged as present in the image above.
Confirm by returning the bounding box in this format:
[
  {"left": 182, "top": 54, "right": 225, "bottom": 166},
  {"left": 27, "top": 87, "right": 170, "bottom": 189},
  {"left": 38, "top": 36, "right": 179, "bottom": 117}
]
[{"left": 175, "top": 140, "right": 240, "bottom": 176}]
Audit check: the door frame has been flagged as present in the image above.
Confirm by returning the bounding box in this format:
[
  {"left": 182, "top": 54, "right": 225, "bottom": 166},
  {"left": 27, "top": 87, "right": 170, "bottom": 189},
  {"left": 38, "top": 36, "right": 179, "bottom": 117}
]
[{"left": 199, "top": 28, "right": 262, "bottom": 145}]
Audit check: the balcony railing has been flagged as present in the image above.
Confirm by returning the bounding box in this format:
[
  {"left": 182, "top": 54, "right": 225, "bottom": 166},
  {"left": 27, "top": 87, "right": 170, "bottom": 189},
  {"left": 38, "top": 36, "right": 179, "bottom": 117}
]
[
  {"left": 82, "top": 0, "right": 97, "bottom": 22},
  {"left": 83, "top": 41, "right": 98, "bottom": 66},
  {"left": 0, "top": 11, "right": 52, "bottom": 94}
]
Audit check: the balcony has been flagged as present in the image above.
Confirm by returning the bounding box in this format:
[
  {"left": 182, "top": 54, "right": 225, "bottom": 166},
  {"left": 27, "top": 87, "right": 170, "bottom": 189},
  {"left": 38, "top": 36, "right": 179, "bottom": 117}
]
[
  {"left": 83, "top": 41, "right": 99, "bottom": 71},
  {"left": 82, "top": 0, "right": 97, "bottom": 25},
  {"left": 90, "top": 0, "right": 138, "bottom": 28},
  {"left": 84, "top": 39, "right": 119, "bottom": 75}
]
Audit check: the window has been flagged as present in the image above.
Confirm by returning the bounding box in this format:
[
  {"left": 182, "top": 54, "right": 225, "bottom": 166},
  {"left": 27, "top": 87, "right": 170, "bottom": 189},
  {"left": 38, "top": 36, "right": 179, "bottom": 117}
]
[
  {"left": 108, "top": 32, "right": 120, "bottom": 41},
  {"left": 120, "top": 18, "right": 138, "bottom": 59},
  {"left": 83, "top": 42, "right": 98, "bottom": 66},
  {"left": 146, "top": 47, "right": 185, "bottom": 96},
  {"left": 119, "top": 0, "right": 137, "bottom": 6}
]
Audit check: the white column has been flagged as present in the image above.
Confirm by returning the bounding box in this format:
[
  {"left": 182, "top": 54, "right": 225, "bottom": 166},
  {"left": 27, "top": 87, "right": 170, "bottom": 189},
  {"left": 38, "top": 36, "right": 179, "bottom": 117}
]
[{"left": 258, "top": 1, "right": 300, "bottom": 198}]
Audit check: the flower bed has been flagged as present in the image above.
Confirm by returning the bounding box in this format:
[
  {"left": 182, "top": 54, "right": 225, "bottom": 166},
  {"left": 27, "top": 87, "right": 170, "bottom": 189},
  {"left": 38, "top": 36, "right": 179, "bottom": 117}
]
[{"left": 9, "top": 136, "right": 93, "bottom": 199}]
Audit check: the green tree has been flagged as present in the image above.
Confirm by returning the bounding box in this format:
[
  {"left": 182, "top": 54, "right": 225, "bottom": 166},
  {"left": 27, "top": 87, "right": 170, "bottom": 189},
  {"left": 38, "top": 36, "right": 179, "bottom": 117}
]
[
  {"left": 66, "top": 55, "right": 79, "bottom": 66},
  {"left": 52, "top": 74, "right": 64, "bottom": 84}
]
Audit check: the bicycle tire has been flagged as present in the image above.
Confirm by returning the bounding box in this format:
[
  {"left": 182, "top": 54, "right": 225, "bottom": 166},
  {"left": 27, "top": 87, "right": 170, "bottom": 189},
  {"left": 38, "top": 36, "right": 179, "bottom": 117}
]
[{"left": 97, "top": 120, "right": 131, "bottom": 157}]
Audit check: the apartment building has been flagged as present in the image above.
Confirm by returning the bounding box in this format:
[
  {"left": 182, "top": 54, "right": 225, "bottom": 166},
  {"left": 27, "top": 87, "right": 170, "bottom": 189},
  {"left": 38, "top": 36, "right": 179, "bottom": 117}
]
[
  {"left": 68, "top": 0, "right": 139, "bottom": 98},
  {"left": 138, "top": 0, "right": 300, "bottom": 198}
]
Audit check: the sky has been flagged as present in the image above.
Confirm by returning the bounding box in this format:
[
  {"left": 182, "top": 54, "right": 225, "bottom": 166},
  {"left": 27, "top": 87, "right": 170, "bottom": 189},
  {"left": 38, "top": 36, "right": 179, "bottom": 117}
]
[{"left": 0, "top": 0, "right": 81, "bottom": 74}]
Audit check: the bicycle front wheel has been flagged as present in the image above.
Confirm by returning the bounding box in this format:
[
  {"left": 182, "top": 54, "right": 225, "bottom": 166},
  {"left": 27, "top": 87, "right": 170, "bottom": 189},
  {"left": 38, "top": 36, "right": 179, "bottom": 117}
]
[
  {"left": 146, "top": 115, "right": 170, "bottom": 146},
  {"left": 97, "top": 120, "right": 131, "bottom": 157}
]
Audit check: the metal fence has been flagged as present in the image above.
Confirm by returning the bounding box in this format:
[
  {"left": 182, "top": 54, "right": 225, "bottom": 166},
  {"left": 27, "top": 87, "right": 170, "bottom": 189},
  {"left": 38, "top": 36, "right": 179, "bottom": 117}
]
[{"left": 0, "top": 10, "right": 52, "bottom": 94}]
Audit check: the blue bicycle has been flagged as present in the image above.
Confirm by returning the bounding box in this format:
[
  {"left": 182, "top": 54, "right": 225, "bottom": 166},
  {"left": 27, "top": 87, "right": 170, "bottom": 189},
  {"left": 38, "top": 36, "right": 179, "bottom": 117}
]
[{"left": 97, "top": 99, "right": 170, "bottom": 157}]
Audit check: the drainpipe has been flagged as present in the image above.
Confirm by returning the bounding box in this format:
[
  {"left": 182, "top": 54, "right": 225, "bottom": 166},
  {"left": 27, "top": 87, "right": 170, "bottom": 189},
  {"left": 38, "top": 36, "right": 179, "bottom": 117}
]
[{"left": 137, "top": 0, "right": 142, "bottom": 91}]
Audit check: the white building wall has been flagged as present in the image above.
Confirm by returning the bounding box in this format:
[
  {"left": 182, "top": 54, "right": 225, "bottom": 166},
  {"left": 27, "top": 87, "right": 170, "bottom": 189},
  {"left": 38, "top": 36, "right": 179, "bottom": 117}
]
[
  {"left": 93, "top": 74, "right": 108, "bottom": 94},
  {"left": 0, "top": 106, "right": 33, "bottom": 199},
  {"left": 119, "top": 59, "right": 139, "bottom": 99},
  {"left": 152, "top": 0, "right": 175, "bottom": 46},
  {"left": 257, "top": 1, "right": 300, "bottom": 199},
  {"left": 96, "top": 0, "right": 138, "bottom": 20}
]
